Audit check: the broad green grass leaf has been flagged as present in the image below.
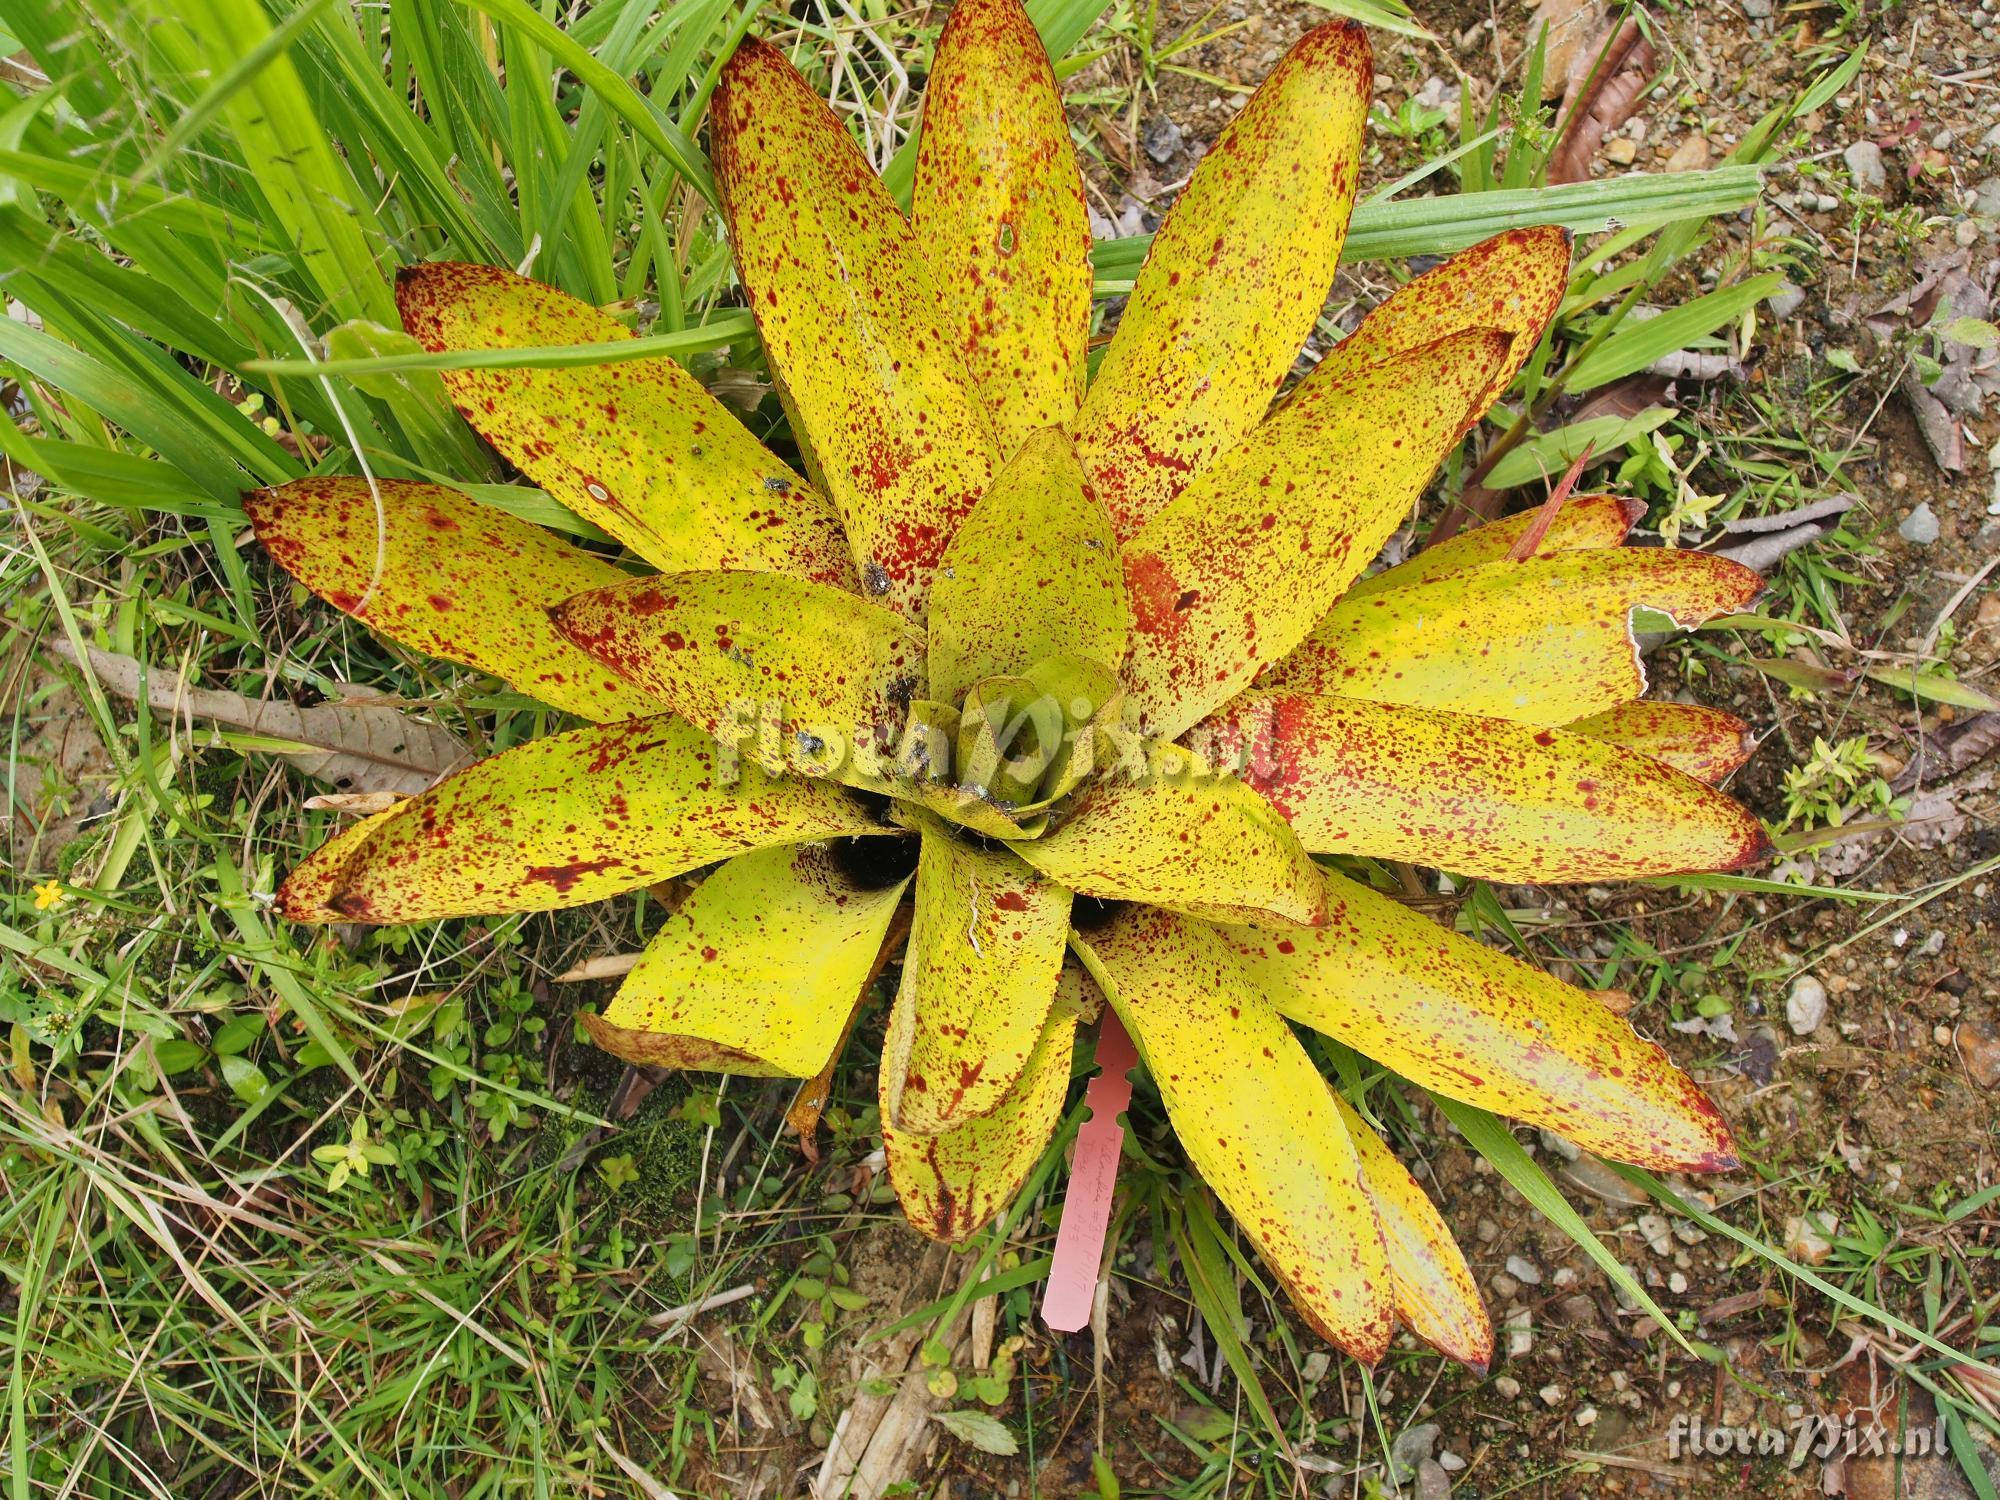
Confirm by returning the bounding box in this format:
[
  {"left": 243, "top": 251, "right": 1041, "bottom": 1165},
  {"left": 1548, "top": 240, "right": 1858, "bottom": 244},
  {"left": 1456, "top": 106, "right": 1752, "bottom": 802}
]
[
  {"left": 1434, "top": 1097, "right": 1694, "bottom": 1356},
  {"left": 1564, "top": 273, "right": 1784, "bottom": 391},
  {"left": 1088, "top": 165, "right": 1764, "bottom": 285},
  {"left": 1480, "top": 407, "right": 1674, "bottom": 490},
  {"left": 1864, "top": 667, "right": 2000, "bottom": 713}
]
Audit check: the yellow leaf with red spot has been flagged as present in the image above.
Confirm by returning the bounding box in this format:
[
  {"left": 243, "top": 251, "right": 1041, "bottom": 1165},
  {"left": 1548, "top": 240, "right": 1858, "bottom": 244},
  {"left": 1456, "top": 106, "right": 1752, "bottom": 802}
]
[
  {"left": 1567, "top": 700, "right": 1753, "bottom": 785},
  {"left": 551, "top": 571, "right": 925, "bottom": 790},
  {"left": 885, "top": 967, "right": 1084, "bottom": 1241},
  {"left": 713, "top": 39, "right": 996, "bottom": 621},
  {"left": 275, "top": 805, "right": 404, "bottom": 923},
  {"left": 247, "top": 478, "right": 661, "bottom": 723},
  {"left": 911, "top": 0, "right": 1090, "bottom": 458},
  {"left": 1073, "top": 21, "right": 1371, "bottom": 540},
  {"left": 1120, "top": 330, "right": 1511, "bottom": 740},
  {"left": 1196, "top": 691, "right": 1770, "bottom": 881},
  {"left": 1211, "top": 868, "right": 1740, "bottom": 1170},
  {"left": 882, "top": 823, "right": 1070, "bottom": 1135},
  {"left": 1300, "top": 225, "right": 1571, "bottom": 418},
  {"left": 1331, "top": 1095, "right": 1491, "bottom": 1371},
  {"left": 926, "top": 429, "right": 1129, "bottom": 703},
  {"left": 1015, "top": 744, "right": 1326, "bottom": 926},
  {"left": 283, "top": 716, "right": 887, "bottom": 923},
  {"left": 581, "top": 842, "right": 909, "bottom": 1076},
  {"left": 396, "top": 262, "right": 851, "bottom": 585},
  {"left": 1342, "top": 493, "right": 1643, "bottom": 602},
  {"left": 1073, "top": 906, "right": 1393, "bottom": 1361},
  {"left": 1264, "top": 549, "right": 1764, "bottom": 723}
]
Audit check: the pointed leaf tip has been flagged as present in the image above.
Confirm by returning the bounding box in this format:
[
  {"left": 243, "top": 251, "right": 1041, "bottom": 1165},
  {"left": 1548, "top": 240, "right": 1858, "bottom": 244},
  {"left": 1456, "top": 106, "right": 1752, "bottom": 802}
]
[
  {"left": 1215, "top": 869, "right": 1741, "bottom": 1172},
  {"left": 714, "top": 35, "right": 996, "bottom": 622},
  {"left": 393, "top": 261, "right": 852, "bottom": 586},
  {"left": 1333, "top": 1095, "right": 1492, "bottom": 1371},
  {"left": 912, "top": 0, "right": 1091, "bottom": 458},
  {"left": 246, "top": 477, "right": 661, "bottom": 724},
  {"left": 1074, "top": 19, "right": 1372, "bottom": 538},
  {"left": 1199, "top": 692, "right": 1772, "bottom": 883},
  {"left": 1074, "top": 906, "right": 1393, "bottom": 1361}
]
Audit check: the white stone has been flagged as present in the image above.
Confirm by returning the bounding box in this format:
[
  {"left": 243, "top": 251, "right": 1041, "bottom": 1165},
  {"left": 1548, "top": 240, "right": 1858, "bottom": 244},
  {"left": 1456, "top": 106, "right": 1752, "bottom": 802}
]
[
  {"left": 1844, "top": 140, "right": 1888, "bottom": 191},
  {"left": 1898, "top": 502, "right": 1940, "bottom": 545},
  {"left": 1787, "top": 974, "right": 1829, "bottom": 1035},
  {"left": 1637, "top": 1213, "right": 1674, "bottom": 1256},
  {"left": 1505, "top": 1255, "right": 1545, "bottom": 1286}
]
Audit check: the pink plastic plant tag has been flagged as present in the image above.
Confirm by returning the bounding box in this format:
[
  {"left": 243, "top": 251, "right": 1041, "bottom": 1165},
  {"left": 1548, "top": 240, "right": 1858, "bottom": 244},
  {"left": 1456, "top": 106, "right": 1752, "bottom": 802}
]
[{"left": 1042, "top": 1008, "right": 1137, "bottom": 1333}]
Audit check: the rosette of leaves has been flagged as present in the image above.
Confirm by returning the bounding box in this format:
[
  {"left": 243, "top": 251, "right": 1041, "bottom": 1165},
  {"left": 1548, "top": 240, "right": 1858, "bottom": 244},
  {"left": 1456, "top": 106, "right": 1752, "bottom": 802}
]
[{"left": 251, "top": 2, "right": 1769, "bottom": 1364}]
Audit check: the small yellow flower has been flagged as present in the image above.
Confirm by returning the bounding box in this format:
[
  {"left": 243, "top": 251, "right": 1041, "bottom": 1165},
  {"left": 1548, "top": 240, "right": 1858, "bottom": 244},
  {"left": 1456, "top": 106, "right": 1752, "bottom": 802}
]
[{"left": 32, "top": 881, "right": 65, "bottom": 912}]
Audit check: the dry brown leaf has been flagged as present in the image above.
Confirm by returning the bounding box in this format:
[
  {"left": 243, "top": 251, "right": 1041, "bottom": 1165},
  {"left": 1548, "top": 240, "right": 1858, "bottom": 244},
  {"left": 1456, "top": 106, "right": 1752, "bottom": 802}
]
[
  {"left": 1529, "top": 0, "right": 1606, "bottom": 93},
  {"left": 49, "top": 640, "right": 472, "bottom": 796},
  {"left": 1893, "top": 716, "right": 2000, "bottom": 794},
  {"left": 302, "top": 790, "right": 405, "bottom": 814},
  {"left": 1548, "top": 18, "right": 1656, "bottom": 185}
]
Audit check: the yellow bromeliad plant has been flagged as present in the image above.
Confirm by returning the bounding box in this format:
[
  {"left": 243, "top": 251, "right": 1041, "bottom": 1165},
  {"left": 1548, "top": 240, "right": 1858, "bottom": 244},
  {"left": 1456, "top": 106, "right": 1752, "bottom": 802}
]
[{"left": 252, "top": 2, "right": 1771, "bottom": 1365}]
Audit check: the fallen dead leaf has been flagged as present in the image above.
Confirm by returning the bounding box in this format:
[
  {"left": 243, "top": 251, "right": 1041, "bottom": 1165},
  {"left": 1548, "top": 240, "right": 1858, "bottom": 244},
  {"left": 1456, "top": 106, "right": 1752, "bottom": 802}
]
[
  {"left": 49, "top": 640, "right": 472, "bottom": 797},
  {"left": 1529, "top": 0, "right": 1606, "bottom": 93},
  {"left": 1548, "top": 18, "right": 1656, "bottom": 185},
  {"left": 302, "top": 790, "right": 405, "bottom": 815}
]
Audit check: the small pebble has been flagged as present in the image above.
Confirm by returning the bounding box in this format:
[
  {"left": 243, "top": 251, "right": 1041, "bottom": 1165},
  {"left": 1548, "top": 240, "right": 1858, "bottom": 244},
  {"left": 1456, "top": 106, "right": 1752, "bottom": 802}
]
[
  {"left": 1505, "top": 1255, "right": 1545, "bottom": 1286},
  {"left": 1957, "top": 1015, "right": 2000, "bottom": 1090},
  {"left": 1898, "top": 502, "right": 1940, "bottom": 545},
  {"left": 1637, "top": 1213, "right": 1674, "bottom": 1257},
  {"left": 1844, "top": 140, "right": 1888, "bottom": 191},
  {"left": 1787, "top": 974, "right": 1829, "bottom": 1035},
  {"left": 1539, "top": 1384, "right": 1565, "bottom": 1407},
  {"left": 1669, "top": 1271, "right": 1690, "bottom": 1294},
  {"left": 1494, "top": 1375, "right": 1523, "bottom": 1399},
  {"left": 1391, "top": 1421, "right": 1441, "bottom": 1472}
]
